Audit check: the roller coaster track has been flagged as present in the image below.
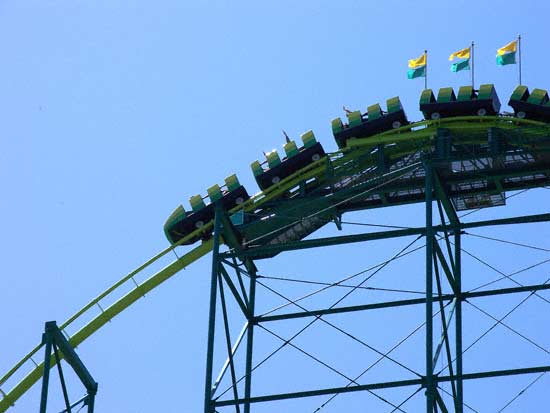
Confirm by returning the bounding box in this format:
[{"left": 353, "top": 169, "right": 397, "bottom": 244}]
[{"left": 1, "top": 115, "right": 549, "bottom": 412}]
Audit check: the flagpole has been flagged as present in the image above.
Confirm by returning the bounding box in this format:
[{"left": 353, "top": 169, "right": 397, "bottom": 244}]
[
  {"left": 518, "top": 34, "right": 522, "bottom": 85},
  {"left": 471, "top": 41, "right": 475, "bottom": 89},
  {"left": 424, "top": 50, "right": 428, "bottom": 90}
]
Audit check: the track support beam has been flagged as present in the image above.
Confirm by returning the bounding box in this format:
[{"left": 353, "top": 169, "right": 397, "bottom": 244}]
[
  {"left": 204, "top": 204, "right": 223, "bottom": 413},
  {"left": 38, "top": 321, "right": 97, "bottom": 413},
  {"left": 425, "top": 163, "right": 435, "bottom": 412}
]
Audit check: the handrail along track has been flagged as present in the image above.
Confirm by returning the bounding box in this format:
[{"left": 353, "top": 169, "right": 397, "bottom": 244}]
[{"left": 1, "top": 89, "right": 550, "bottom": 411}]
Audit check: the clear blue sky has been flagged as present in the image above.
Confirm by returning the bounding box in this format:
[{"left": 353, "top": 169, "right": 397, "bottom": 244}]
[{"left": 1, "top": 1, "right": 549, "bottom": 412}]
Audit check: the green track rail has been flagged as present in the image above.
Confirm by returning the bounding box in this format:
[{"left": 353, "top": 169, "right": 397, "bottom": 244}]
[{"left": 1, "top": 115, "right": 549, "bottom": 412}]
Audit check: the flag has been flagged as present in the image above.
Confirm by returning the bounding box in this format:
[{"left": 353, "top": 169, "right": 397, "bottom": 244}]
[
  {"left": 449, "top": 45, "right": 471, "bottom": 73},
  {"left": 408, "top": 53, "right": 426, "bottom": 68},
  {"left": 496, "top": 40, "right": 517, "bottom": 66},
  {"left": 451, "top": 59, "right": 470, "bottom": 72},
  {"left": 496, "top": 52, "right": 516, "bottom": 66},
  {"left": 449, "top": 47, "right": 470, "bottom": 61},
  {"left": 497, "top": 40, "right": 517, "bottom": 55},
  {"left": 407, "top": 65, "right": 426, "bottom": 79},
  {"left": 407, "top": 52, "right": 426, "bottom": 79}
]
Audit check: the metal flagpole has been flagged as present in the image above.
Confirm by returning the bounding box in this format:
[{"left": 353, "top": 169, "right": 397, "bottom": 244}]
[
  {"left": 518, "top": 34, "right": 522, "bottom": 85},
  {"left": 471, "top": 41, "right": 474, "bottom": 89},
  {"left": 424, "top": 50, "right": 428, "bottom": 90}
]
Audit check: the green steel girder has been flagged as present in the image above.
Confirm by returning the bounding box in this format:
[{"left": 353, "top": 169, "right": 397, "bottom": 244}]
[
  {"left": 424, "top": 164, "right": 436, "bottom": 413},
  {"left": 433, "top": 171, "right": 459, "bottom": 227},
  {"left": 213, "top": 366, "right": 550, "bottom": 407},
  {"left": 238, "top": 142, "right": 548, "bottom": 251},
  {"left": 231, "top": 213, "right": 550, "bottom": 259},
  {"left": 341, "top": 164, "right": 549, "bottom": 206},
  {"left": 243, "top": 255, "right": 258, "bottom": 413},
  {"left": 454, "top": 231, "right": 464, "bottom": 412},
  {"left": 219, "top": 265, "right": 249, "bottom": 317},
  {"left": 255, "top": 282, "right": 550, "bottom": 323},
  {"left": 211, "top": 323, "right": 248, "bottom": 397},
  {"left": 39, "top": 322, "right": 97, "bottom": 413},
  {"left": 216, "top": 273, "right": 241, "bottom": 413},
  {"left": 434, "top": 240, "right": 458, "bottom": 294},
  {"left": 237, "top": 195, "right": 337, "bottom": 249},
  {"left": 219, "top": 210, "right": 258, "bottom": 279},
  {"left": 204, "top": 205, "right": 223, "bottom": 413},
  {"left": 435, "top": 390, "right": 450, "bottom": 413}
]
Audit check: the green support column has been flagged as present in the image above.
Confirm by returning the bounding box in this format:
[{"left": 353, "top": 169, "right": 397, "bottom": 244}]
[
  {"left": 39, "top": 333, "right": 53, "bottom": 413},
  {"left": 87, "top": 394, "right": 95, "bottom": 413},
  {"left": 425, "top": 163, "right": 435, "bottom": 413},
  {"left": 204, "top": 204, "right": 222, "bottom": 413},
  {"left": 244, "top": 262, "right": 257, "bottom": 413},
  {"left": 455, "top": 231, "right": 463, "bottom": 413}
]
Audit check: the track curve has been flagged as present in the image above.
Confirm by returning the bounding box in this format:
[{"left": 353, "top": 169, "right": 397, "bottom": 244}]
[{"left": 1, "top": 115, "right": 549, "bottom": 411}]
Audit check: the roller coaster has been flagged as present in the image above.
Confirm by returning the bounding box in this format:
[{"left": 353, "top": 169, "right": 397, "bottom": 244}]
[{"left": 1, "top": 83, "right": 549, "bottom": 412}]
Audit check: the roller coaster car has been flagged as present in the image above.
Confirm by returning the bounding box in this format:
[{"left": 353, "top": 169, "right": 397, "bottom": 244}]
[
  {"left": 163, "top": 174, "right": 250, "bottom": 245},
  {"left": 250, "top": 130, "right": 326, "bottom": 191},
  {"left": 331, "top": 97, "right": 408, "bottom": 149},
  {"left": 420, "top": 84, "right": 501, "bottom": 120},
  {"left": 508, "top": 85, "right": 550, "bottom": 122}
]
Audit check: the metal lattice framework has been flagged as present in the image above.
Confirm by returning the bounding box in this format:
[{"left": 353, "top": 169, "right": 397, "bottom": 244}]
[
  {"left": 1, "top": 115, "right": 549, "bottom": 412},
  {"left": 202, "top": 117, "right": 550, "bottom": 412}
]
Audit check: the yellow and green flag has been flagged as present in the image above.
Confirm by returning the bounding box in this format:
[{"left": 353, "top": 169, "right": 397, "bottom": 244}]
[
  {"left": 449, "top": 47, "right": 470, "bottom": 61},
  {"left": 449, "top": 46, "right": 471, "bottom": 72},
  {"left": 407, "top": 52, "right": 426, "bottom": 79},
  {"left": 496, "top": 40, "right": 517, "bottom": 66}
]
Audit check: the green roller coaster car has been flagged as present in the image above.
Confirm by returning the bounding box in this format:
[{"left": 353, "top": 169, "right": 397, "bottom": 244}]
[
  {"left": 3, "top": 79, "right": 550, "bottom": 413},
  {"left": 164, "top": 174, "right": 250, "bottom": 245},
  {"left": 420, "top": 84, "right": 501, "bottom": 120},
  {"left": 250, "top": 130, "right": 326, "bottom": 191},
  {"left": 508, "top": 85, "right": 550, "bottom": 122},
  {"left": 163, "top": 85, "right": 550, "bottom": 247},
  {"left": 331, "top": 96, "right": 408, "bottom": 149}
]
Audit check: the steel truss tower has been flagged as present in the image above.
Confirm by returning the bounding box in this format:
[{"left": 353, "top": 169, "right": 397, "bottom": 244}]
[
  {"left": 203, "top": 158, "right": 549, "bottom": 412},
  {"left": 2, "top": 118, "right": 548, "bottom": 412}
]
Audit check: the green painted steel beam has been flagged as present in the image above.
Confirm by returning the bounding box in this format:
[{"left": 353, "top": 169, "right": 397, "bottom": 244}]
[
  {"left": 343, "top": 165, "right": 549, "bottom": 201},
  {"left": 425, "top": 165, "right": 435, "bottom": 413},
  {"left": 235, "top": 213, "right": 550, "bottom": 258},
  {"left": 236, "top": 227, "right": 423, "bottom": 258},
  {"left": 256, "top": 282, "right": 550, "bottom": 323},
  {"left": 204, "top": 207, "right": 222, "bottom": 413},
  {"left": 435, "top": 390, "right": 450, "bottom": 413},
  {"left": 243, "top": 263, "right": 258, "bottom": 413},
  {"left": 48, "top": 323, "right": 97, "bottom": 395},
  {"left": 434, "top": 241, "right": 457, "bottom": 293},
  {"left": 454, "top": 232, "right": 464, "bottom": 413},
  {"left": 219, "top": 265, "right": 249, "bottom": 317},
  {"left": 433, "top": 172, "right": 459, "bottom": 227},
  {"left": 214, "top": 365, "right": 550, "bottom": 407},
  {"left": 39, "top": 322, "right": 97, "bottom": 413}
]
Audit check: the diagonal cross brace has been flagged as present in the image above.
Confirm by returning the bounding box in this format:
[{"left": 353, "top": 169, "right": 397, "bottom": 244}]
[
  {"left": 219, "top": 264, "right": 249, "bottom": 317},
  {"left": 433, "top": 240, "right": 458, "bottom": 294},
  {"left": 434, "top": 389, "right": 450, "bottom": 413},
  {"left": 40, "top": 321, "right": 97, "bottom": 413},
  {"left": 219, "top": 211, "right": 257, "bottom": 276},
  {"left": 43, "top": 322, "right": 97, "bottom": 396},
  {"left": 433, "top": 171, "right": 459, "bottom": 228}
]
